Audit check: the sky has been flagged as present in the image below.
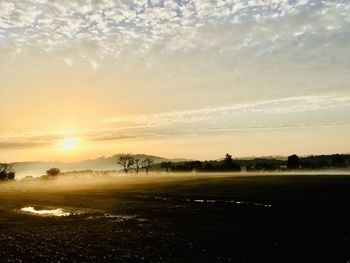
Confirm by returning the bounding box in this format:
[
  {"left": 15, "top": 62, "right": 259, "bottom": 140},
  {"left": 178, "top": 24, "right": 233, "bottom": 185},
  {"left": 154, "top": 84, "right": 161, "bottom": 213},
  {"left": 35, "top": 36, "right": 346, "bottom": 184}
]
[{"left": 0, "top": 0, "right": 349, "bottom": 162}]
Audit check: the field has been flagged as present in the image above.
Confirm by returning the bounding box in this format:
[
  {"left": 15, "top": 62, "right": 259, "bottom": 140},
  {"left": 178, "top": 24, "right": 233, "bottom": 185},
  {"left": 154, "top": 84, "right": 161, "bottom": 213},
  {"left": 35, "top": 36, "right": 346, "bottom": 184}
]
[{"left": 1, "top": 173, "right": 350, "bottom": 262}]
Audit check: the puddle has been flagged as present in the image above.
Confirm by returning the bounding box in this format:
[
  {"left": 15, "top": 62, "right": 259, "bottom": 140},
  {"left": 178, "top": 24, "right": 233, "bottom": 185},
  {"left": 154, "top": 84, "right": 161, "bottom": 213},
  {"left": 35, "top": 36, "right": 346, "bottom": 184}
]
[
  {"left": 137, "top": 195, "right": 272, "bottom": 208},
  {"left": 86, "top": 213, "right": 146, "bottom": 222},
  {"left": 190, "top": 199, "right": 271, "bottom": 207},
  {"left": 223, "top": 200, "right": 272, "bottom": 207},
  {"left": 19, "top": 206, "right": 146, "bottom": 222},
  {"left": 21, "top": 206, "right": 71, "bottom": 217},
  {"left": 184, "top": 198, "right": 272, "bottom": 207}
]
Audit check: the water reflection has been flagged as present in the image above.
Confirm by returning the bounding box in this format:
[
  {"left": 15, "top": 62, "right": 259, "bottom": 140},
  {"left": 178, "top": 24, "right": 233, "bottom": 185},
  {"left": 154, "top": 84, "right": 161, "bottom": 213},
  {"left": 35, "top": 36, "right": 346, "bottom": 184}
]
[
  {"left": 21, "top": 206, "right": 71, "bottom": 217},
  {"left": 136, "top": 195, "right": 272, "bottom": 207}
]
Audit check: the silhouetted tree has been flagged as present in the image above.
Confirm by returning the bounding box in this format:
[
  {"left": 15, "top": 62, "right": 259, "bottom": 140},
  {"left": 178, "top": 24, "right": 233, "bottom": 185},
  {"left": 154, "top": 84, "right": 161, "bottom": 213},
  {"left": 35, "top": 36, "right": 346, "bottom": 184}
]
[
  {"left": 252, "top": 162, "right": 278, "bottom": 171},
  {"left": 142, "top": 157, "right": 153, "bottom": 174},
  {"left": 161, "top": 161, "right": 172, "bottom": 172},
  {"left": 331, "top": 154, "right": 346, "bottom": 168},
  {"left": 202, "top": 161, "right": 215, "bottom": 171},
  {"left": 134, "top": 158, "right": 141, "bottom": 174},
  {"left": 46, "top": 168, "right": 61, "bottom": 176},
  {"left": 287, "top": 154, "right": 300, "bottom": 169},
  {"left": 117, "top": 153, "right": 135, "bottom": 173},
  {"left": 0, "top": 163, "right": 15, "bottom": 180},
  {"left": 221, "top": 153, "right": 241, "bottom": 171},
  {"left": 190, "top": 161, "right": 202, "bottom": 172},
  {"left": 224, "top": 153, "right": 233, "bottom": 167}
]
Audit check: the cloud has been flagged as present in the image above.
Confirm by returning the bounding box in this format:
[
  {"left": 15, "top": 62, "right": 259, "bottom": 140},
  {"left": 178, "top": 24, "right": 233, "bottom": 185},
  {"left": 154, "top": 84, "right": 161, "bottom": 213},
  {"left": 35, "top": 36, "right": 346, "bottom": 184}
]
[
  {"left": 0, "top": 0, "right": 349, "bottom": 68},
  {"left": 0, "top": 128, "right": 147, "bottom": 150},
  {"left": 0, "top": 141, "right": 49, "bottom": 149},
  {"left": 190, "top": 123, "right": 350, "bottom": 134},
  {"left": 64, "top": 57, "right": 73, "bottom": 66},
  {"left": 0, "top": 94, "right": 349, "bottom": 150},
  {"left": 101, "top": 95, "right": 350, "bottom": 127},
  {"left": 0, "top": 0, "right": 349, "bottom": 109},
  {"left": 0, "top": 1, "right": 349, "bottom": 160},
  {"left": 90, "top": 134, "right": 139, "bottom": 142}
]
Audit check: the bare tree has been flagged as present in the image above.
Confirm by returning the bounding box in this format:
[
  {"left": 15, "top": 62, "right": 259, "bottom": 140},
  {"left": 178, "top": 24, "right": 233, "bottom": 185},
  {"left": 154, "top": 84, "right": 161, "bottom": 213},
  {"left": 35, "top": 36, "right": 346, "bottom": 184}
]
[
  {"left": 142, "top": 157, "right": 154, "bottom": 174},
  {"left": 0, "top": 163, "right": 15, "bottom": 180},
  {"left": 134, "top": 158, "right": 141, "bottom": 174},
  {"left": 117, "top": 153, "right": 135, "bottom": 173},
  {"left": 46, "top": 168, "right": 61, "bottom": 176}
]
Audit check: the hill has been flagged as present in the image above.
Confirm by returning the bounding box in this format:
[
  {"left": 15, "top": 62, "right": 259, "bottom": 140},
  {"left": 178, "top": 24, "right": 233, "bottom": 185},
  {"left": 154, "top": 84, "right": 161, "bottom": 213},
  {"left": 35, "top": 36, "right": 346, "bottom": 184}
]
[{"left": 13, "top": 154, "right": 180, "bottom": 179}]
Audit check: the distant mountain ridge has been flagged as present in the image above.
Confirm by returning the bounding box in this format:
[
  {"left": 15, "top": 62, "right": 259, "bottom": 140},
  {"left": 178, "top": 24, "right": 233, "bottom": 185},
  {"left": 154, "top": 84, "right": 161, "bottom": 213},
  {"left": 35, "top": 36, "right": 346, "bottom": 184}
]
[{"left": 13, "top": 154, "right": 186, "bottom": 179}]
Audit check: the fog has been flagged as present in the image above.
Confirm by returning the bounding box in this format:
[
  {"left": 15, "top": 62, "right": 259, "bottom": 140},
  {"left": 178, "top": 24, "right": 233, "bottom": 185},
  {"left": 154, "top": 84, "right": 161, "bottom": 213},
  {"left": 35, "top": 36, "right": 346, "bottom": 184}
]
[
  {"left": 0, "top": 172, "right": 217, "bottom": 193},
  {"left": 1, "top": 171, "right": 350, "bottom": 194}
]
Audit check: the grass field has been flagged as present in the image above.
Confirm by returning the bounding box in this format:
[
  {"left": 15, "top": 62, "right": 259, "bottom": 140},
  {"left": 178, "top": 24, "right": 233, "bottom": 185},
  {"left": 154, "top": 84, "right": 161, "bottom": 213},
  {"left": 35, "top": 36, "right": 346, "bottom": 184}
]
[{"left": 1, "top": 173, "right": 350, "bottom": 262}]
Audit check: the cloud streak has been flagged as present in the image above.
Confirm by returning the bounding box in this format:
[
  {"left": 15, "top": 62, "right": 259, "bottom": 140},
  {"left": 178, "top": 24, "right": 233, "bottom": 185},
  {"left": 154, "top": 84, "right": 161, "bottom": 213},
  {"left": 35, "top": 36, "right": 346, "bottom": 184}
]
[
  {"left": 0, "top": 141, "right": 49, "bottom": 149},
  {"left": 102, "top": 95, "right": 350, "bottom": 127},
  {"left": 1, "top": 95, "right": 349, "bottom": 150}
]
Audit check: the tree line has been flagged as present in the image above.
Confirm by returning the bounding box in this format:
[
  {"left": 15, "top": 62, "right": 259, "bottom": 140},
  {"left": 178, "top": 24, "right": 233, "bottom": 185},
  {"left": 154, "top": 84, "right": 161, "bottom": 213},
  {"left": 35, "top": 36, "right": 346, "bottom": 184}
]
[
  {"left": 114, "top": 153, "right": 241, "bottom": 173},
  {"left": 242, "top": 154, "right": 349, "bottom": 171},
  {"left": 42, "top": 153, "right": 350, "bottom": 175},
  {"left": 159, "top": 153, "right": 241, "bottom": 172},
  {"left": 157, "top": 154, "right": 349, "bottom": 172},
  {"left": 1, "top": 153, "right": 349, "bottom": 180}
]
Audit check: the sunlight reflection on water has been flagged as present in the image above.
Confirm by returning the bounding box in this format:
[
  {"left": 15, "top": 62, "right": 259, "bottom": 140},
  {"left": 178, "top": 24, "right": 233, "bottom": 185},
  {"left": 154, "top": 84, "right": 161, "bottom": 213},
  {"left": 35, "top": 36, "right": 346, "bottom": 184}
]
[
  {"left": 21, "top": 207, "right": 71, "bottom": 217},
  {"left": 138, "top": 195, "right": 272, "bottom": 207}
]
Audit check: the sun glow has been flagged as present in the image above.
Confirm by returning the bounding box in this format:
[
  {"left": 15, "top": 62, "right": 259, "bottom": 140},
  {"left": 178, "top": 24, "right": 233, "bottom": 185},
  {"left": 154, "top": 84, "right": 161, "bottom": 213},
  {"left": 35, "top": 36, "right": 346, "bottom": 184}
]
[{"left": 59, "top": 137, "right": 80, "bottom": 151}]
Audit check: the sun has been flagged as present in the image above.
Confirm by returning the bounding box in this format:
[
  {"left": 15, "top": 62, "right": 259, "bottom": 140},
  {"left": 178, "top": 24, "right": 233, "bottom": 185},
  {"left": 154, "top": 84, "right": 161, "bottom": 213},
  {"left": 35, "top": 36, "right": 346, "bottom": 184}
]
[{"left": 59, "top": 138, "right": 80, "bottom": 151}]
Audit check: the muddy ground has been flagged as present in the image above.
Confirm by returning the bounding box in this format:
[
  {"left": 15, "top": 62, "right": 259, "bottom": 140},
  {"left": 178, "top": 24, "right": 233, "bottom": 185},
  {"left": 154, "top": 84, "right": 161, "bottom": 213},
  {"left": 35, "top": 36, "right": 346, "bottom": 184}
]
[{"left": 0, "top": 174, "right": 350, "bottom": 262}]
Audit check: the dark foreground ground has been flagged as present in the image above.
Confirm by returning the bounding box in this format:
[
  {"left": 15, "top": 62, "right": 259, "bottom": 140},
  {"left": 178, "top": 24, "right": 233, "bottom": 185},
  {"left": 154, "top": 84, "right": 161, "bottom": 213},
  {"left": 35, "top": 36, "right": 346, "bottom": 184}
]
[{"left": 0, "top": 174, "right": 350, "bottom": 262}]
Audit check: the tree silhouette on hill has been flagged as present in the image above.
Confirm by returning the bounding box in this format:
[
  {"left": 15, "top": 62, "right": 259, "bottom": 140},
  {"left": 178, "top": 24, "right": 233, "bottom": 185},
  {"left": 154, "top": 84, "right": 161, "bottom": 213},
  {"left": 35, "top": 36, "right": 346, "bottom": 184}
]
[{"left": 287, "top": 155, "right": 300, "bottom": 169}]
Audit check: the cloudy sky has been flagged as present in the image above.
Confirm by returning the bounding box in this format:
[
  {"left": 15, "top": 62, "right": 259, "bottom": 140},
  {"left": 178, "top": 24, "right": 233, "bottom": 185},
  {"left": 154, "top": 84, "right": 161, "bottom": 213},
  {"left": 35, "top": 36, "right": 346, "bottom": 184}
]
[{"left": 0, "top": 0, "right": 349, "bottom": 162}]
